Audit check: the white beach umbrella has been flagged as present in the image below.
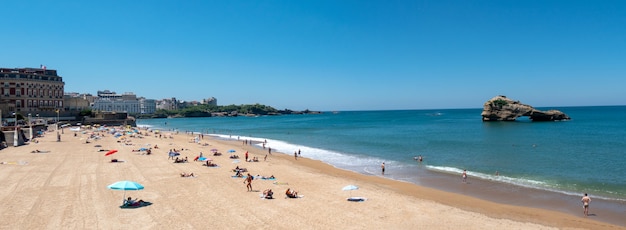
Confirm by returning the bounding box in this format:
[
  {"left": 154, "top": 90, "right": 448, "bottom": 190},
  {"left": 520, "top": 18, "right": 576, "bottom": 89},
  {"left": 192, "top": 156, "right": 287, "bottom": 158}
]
[{"left": 342, "top": 185, "right": 359, "bottom": 196}]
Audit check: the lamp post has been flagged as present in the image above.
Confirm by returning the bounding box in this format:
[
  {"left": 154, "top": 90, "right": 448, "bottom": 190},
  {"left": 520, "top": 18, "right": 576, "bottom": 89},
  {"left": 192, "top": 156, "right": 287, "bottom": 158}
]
[
  {"left": 36, "top": 113, "right": 39, "bottom": 138},
  {"left": 28, "top": 113, "right": 32, "bottom": 141},
  {"left": 13, "top": 112, "right": 18, "bottom": 147},
  {"left": 56, "top": 109, "right": 59, "bottom": 131}
]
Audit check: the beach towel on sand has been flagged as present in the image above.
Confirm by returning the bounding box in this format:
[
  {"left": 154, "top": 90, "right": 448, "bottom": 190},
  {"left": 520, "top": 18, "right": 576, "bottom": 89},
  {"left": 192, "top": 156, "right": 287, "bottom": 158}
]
[
  {"left": 0, "top": 161, "right": 29, "bottom": 165},
  {"left": 347, "top": 197, "right": 367, "bottom": 202},
  {"left": 285, "top": 195, "right": 304, "bottom": 199},
  {"left": 120, "top": 201, "right": 153, "bottom": 209}
]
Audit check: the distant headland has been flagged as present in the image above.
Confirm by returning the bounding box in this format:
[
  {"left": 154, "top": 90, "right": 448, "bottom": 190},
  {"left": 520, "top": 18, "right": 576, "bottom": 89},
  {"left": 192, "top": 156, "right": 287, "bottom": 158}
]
[{"left": 139, "top": 105, "right": 322, "bottom": 119}]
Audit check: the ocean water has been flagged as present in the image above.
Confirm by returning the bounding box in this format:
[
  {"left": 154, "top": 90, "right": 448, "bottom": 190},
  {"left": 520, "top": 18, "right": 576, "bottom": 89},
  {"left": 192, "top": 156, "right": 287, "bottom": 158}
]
[{"left": 137, "top": 106, "right": 626, "bottom": 201}]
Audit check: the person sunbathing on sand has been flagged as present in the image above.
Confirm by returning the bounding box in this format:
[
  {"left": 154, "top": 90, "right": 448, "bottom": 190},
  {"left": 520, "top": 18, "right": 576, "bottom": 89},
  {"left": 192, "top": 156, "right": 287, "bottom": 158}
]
[
  {"left": 126, "top": 197, "right": 145, "bottom": 206},
  {"left": 233, "top": 166, "right": 247, "bottom": 172},
  {"left": 285, "top": 188, "right": 298, "bottom": 198},
  {"left": 263, "top": 189, "right": 274, "bottom": 199},
  {"left": 173, "top": 157, "right": 186, "bottom": 163},
  {"left": 180, "top": 172, "right": 195, "bottom": 177}
]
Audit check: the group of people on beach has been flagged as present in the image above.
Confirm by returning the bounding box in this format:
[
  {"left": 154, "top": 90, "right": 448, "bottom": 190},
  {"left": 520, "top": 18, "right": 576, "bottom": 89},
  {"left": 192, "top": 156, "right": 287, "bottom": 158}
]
[{"left": 173, "top": 157, "right": 188, "bottom": 163}]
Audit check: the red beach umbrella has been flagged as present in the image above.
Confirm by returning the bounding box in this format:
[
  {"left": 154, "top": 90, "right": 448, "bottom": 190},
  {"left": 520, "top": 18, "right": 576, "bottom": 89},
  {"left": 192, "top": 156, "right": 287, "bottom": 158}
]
[{"left": 105, "top": 150, "right": 118, "bottom": 156}]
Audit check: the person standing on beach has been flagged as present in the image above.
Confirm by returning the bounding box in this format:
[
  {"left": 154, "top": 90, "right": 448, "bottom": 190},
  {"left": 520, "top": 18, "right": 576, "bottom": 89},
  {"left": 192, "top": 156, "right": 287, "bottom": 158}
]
[
  {"left": 581, "top": 193, "right": 591, "bottom": 216},
  {"left": 294, "top": 151, "right": 298, "bottom": 160},
  {"left": 381, "top": 162, "right": 385, "bottom": 175},
  {"left": 268, "top": 147, "right": 272, "bottom": 155},
  {"left": 244, "top": 173, "right": 253, "bottom": 191},
  {"left": 245, "top": 151, "right": 249, "bottom": 162},
  {"left": 462, "top": 169, "right": 468, "bottom": 183}
]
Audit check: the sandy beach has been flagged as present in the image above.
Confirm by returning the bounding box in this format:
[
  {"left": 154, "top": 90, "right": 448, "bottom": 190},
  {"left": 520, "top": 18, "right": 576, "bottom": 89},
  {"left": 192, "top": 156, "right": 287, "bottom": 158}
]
[{"left": 0, "top": 127, "right": 623, "bottom": 230}]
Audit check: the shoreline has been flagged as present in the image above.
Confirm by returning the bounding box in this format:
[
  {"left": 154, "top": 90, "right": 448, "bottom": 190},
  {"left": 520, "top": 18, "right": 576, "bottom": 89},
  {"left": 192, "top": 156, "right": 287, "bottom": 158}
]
[
  {"left": 235, "top": 137, "right": 626, "bottom": 229},
  {"left": 0, "top": 127, "right": 623, "bottom": 229},
  {"left": 224, "top": 135, "right": 626, "bottom": 227}
]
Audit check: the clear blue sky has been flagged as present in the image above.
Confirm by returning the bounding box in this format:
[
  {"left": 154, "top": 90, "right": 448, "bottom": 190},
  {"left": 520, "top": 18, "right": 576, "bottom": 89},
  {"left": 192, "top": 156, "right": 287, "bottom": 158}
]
[{"left": 2, "top": 0, "right": 625, "bottom": 111}]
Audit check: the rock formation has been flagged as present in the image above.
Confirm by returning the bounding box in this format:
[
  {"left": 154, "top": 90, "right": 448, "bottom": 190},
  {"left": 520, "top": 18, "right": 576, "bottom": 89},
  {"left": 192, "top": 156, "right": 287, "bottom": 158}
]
[{"left": 481, "top": 95, "right": 571, "bottom": 121}]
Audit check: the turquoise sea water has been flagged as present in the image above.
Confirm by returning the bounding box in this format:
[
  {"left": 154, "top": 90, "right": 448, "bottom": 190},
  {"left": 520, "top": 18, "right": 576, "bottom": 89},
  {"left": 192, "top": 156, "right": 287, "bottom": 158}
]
[{"left": 137, "top": 106, "right": 626, "bottom": 201}]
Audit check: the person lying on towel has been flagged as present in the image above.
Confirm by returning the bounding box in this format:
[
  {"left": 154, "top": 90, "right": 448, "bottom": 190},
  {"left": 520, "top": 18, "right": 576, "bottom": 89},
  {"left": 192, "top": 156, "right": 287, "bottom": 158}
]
[
  {"left": 125, "top": 197, "right": 145, "bottom": 206},
  {"left": 285, "top": 188, "right": 299, "bottom": 198}
]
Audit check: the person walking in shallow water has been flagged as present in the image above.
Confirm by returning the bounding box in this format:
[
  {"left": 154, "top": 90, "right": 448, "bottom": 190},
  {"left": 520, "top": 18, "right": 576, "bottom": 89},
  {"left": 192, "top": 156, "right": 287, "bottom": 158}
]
[
  {"left": 581, "top": 193, "right": 591, "bottom": 216},
  {"left": 462, "top": 169, "right": 467, "bottom": 183},
  {"left": 381, "top": 162, "right": 385, "bottom": 175}
]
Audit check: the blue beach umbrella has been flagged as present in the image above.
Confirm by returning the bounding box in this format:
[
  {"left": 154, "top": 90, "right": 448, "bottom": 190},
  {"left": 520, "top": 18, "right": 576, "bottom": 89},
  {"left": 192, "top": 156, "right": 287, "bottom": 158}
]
[
  {"left": 107, "top": 181, "right": 144, "bottom": 205},
  {"left": 228, "top": 149, "right": 236, "bottom": 153}
]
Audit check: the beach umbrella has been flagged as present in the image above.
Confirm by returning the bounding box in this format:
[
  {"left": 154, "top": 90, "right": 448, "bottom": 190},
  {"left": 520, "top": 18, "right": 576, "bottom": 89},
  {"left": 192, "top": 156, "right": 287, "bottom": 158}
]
[
  {"left": 228, "top": 149, "right": 236, "bottom": 153},
  {"left": 342, "top": 185, "right": 359, "bottom": 196},
  {"left": 168, "top": 152, "right": 180, "bottom": 157},
  {"left": 105, "top": 150, "right": 118, "bottom": 156},
  {"left": 107, "top": 180, "right": 144, "bottom": 205}
]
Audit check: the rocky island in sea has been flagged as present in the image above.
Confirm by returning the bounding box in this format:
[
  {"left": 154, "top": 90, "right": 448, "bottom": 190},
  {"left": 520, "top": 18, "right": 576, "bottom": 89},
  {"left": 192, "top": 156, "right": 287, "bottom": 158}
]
[{"left": 481, "top": 95, "right": 571, "bottom": 121}]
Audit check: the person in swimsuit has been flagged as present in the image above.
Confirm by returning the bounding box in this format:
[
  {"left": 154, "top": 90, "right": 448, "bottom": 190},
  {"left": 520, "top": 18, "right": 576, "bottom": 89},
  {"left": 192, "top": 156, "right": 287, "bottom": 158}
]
[
  {"left": 581, "top": 193, "right": 591, "bottom": 216},
  {"left": 243, "top": 173, "right": 253, "bottom": 191},
  {"left": 462, "top": 169, "right": 467, "bottom": 183}
]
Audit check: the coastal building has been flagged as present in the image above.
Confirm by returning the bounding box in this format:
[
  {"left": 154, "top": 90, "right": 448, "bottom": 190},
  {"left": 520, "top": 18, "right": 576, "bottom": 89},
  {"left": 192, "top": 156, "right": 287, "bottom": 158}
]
[
  {"left": 156, "top": 97, "right": 178, "bottom": 110},
  {"left": 64, "top": 92, "right": 91, "bottom": 112},
  {"left": 139, "top": 97, "right": 156, "bottom": 114},
  {"left": 178, "top": 100, "right": 199, "bottom": 108},
  {"left": 91, "top": 90, "right": 141, "bottom": 114},
  {"left": 203, "top": 97, "right": 217, "bottom": 106},
  {"left": 0, "top": 67, "right": 65, "bottom": 115}
]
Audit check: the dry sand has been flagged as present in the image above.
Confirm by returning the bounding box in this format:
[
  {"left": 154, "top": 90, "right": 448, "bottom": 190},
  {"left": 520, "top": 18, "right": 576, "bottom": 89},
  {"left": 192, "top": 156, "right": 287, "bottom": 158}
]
[{"left": 0, "top": 127, "right": 623, "bottom": 230}]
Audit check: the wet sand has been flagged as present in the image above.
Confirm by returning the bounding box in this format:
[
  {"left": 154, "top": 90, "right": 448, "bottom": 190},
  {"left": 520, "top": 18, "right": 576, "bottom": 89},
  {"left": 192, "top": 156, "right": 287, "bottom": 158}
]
[
  {"left": 406, "top": 166, "right": 626, "bottom": 227},
  {"left": 0, "top": 127, "right": 623, "bottom": 229}
]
